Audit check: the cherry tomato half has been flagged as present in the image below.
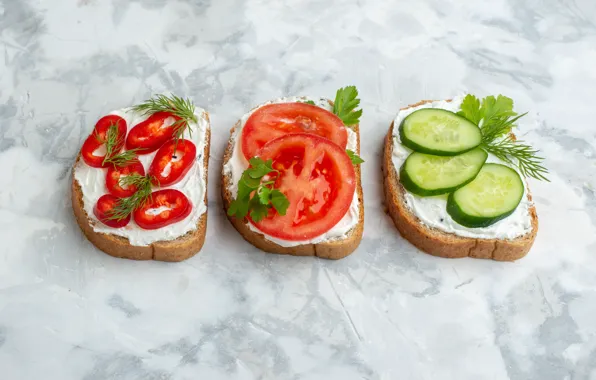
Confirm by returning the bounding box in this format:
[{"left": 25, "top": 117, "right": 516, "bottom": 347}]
[
  {"left": 241, "top": 102, "right": 348, "bottom": 160},
  {"left": 149, "top": 139, "right": 196, "bottom": 187},
  {"left": 105, "top": 159, "right": 146, "bottom": 198},
  {"left": 249, "top": 133, "right": 356, "bottom": 241},
  {"left": 81, "top": 115, "right": 127, "bottom": 168},
  {"left": 133, "top": 189, "right": 192, "bottom": 230},
  {"left": 126, "top": 112, "right": 182, "bottom": 154},
  {"left": 94, "top": 194, "right": 130, "bottom": 228}
]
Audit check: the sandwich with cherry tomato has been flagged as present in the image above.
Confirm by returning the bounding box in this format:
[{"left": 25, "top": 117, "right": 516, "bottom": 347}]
[
  {"left": 222, "top": 86, "right": 365, "bottom": 259},
  {"left": 71, "top": 94, "right": 210, "bottom": 262}
]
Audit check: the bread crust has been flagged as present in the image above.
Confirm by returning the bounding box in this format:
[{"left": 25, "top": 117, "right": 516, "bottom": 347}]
[
  {"left": 383, "top": 100, "right": 538, "bottom": 261},
  {"left": 221, "top": 106, "right": 364, "bottom": 260},
  {"left": 71, "top": 125, "right": 211, "bottom": 262}
]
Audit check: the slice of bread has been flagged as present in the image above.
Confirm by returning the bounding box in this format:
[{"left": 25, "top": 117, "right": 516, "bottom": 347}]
[
  {"left": 383, "top": 100, "right": 538, "bottom": 261},
  {"left": 221, "top": 106, "right": 364, "bottom": 260},
  {"left": 71, "top": 129, "right": 210, "bottom": 262}
]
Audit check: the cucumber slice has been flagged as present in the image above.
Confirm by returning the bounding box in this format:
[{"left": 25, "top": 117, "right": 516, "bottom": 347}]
[
  {"left": 400, "top": 148, "right": 488, "bottom": 196},
  {"left": 399, "top": 109, "right": 482, "bottom": 156},
  {"left": 447, "top": 163, "right": 524, "bottom": 228}
]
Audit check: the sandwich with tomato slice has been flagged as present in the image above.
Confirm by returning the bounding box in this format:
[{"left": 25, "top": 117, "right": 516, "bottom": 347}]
[
  {"left": 71, "top": 94, "right": 210, "bottom": 262},
  {"left": 222, "top": 86, "right": 364, "bottom": 259}
]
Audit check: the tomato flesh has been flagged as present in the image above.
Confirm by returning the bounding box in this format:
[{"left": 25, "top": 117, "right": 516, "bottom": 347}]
[
  {"left": 149, "top": 139, "right": 196, "bottom": 187},
  {"left": 94, "top": 194, "right": 130, "bottom": 228},
  {"left": 241, "top": 102, "right": 348, "bottom": 160},
  {"left": 81, "top": 115, "right": 127, "bottom": 168},
  {"left": 249, "top": 133, "right": 356, "bottom": 241},
  {"left": 133, "top": 189, "right": 192, "bottom": 230},
  {"left": 126, "top": 112, "right": 181, "bottom": 154},
  {"left": 105, "top": 159, "right": 146, "bottom": 198}
]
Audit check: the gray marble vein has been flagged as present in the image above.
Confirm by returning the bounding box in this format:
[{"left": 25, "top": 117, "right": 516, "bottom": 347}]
[{"left": 1, "top": 0, "right": 595, "bottom": 379}]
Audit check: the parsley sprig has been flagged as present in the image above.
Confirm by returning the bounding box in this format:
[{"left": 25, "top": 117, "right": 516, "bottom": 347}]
[
  {"left": 106, "top": 174, "right": 155, "bottom": 221},
  {"left": 228, "top": 158, "right": 289, "bottom": 222},
  {"left": 131, "top": 94, "right": 197, "bottom": 145},
  {"left": 346, "top": 149, "right": 364, "bottom": 165},
  {"left": 457, "top": 94, "right": 549, "bottom": 181},
  {"left": 333, "top": 86, "right": 362, "bottom": 126}
]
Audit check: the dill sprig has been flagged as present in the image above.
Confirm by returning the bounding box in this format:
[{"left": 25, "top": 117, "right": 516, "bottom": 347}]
[
  {"left": 131, "top": 94, "right": 197, "bottom": 144},
  {"left": 106, "top": 174, "right": 154, "bottom": 221},
  {"left": 96, "top": 123, "right": 143, "bottom": 167},
  {"left": 103, "top": 148, "right": 143, "bottom": 167},
  {"left": 458, "top": 94, "right": 549, "bottom": 181},
  {"left": 483, "top": 137, "right": 549, "bottom": 181}
]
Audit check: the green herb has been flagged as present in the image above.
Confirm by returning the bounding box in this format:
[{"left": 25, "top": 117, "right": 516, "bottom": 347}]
[
  {"left": 333, "top": 86, "right": 362, "bottom": 126},
  {"left": 457, "top": 94, "right": 548, "bottom": 181},
  {"left": 299, "top": 100, "right": 316, "bottom": 105},
  {"left": 346, "top": 149, "right": 364, "bottom": 165},
  {"left": 131, "top": 94, "right": 197, "bottom": 145},
  {"left": 106, "top": 174, "right": 154, "bottom": 221},
  {"left": 102, "top": 148, "right": 143, "bottom": 167},
  {"left": 228, "top": 158, "right": 290, "bottom": 222},
  {"left": 95, "top": 122, "right": 143, "bottom": 167},
  {"left": 97, "top": 123, "right": 123, "bottom": 166}
]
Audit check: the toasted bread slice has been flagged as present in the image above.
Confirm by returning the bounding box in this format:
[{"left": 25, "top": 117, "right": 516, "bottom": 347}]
[
  {"left": 71, "top": 129, "right": 210, "bottom": 262},
  {"left": 221, "top": 107, "right": 364, "bottom": 260},
  {"left": 383, "top": 100, "right": 538, "bottom": 261}
]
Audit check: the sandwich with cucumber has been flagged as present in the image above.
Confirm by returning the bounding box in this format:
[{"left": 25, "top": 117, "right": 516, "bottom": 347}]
[
  {"left": 383, "top": 95, "right": 547, "bottom": 261},
  {"left": 222, "top": 87, "right": 364, "bottom": 259}
]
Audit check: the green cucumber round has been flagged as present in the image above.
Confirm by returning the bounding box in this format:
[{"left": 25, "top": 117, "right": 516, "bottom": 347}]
[
  {"left": 399, "top": 148, "right": 488, "bottom": 196},
  {"left": 399, "top": 109, "right": 482, "bottom": 156},
  {"left": 447, "top": 163, "right": 524, "bottom": 228}
]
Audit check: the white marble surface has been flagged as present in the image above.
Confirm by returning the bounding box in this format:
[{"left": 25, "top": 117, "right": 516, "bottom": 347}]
[{"left": 1, "top": 0, "right": 596, "bottom": 379}]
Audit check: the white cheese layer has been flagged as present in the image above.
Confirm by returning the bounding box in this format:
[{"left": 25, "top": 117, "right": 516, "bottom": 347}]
[
  {"left": 74, "top": 108, "right": 209, "bottom": 246},
  {"left": 222, "top": 96, "right": 360, "bottom": 247},
  {"left": 391, "top": 96, "right": 533, "bottom": 240}
]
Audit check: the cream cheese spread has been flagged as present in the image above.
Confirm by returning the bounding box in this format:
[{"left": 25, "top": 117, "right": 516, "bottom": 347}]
[
  {"left": 74, "top": 107, "right": 209, "bottom": 246},
  {"left": 391, "top": 96, "right": 533, "bottom": 240},
  {"left": 222, "top": 96, "right": 360, "bottom": 247}
]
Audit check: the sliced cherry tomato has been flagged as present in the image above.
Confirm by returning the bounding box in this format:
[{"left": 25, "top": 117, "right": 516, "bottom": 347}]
[
  {"left": 105, "top": 159, "right": 146, "bottom": 198},
  {"left": 81, "top": 115, "right": 127, "bottom": 168},
  {"left": 249, "top": 133, "right": 356, "bottom": 241},
  {"left": 94, "top": 194, "right": 130, "bottom": 228},
  {"left": 133, "top": 189, "right": 192, "bottom": 230},
  {"left": 148, "top": 139, "right": 196, "bottom": 187},
  {"left": 241, "top": 102, "right": 348, "bottom": 160},
  {"left": 126, "top": 112, "right": 181, "bottom": 154}
]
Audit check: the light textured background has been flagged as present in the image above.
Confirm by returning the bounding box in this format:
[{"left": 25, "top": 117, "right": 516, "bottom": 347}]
[{"left": 1, "top": 0, "right": 596, "bottom": 379}]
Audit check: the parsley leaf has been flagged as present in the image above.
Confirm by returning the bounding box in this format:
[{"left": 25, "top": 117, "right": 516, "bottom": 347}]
[
  {"left": 270, "top": 189, "right": 289, "bottom": 215},
  {"left": 457, "top": 94, "right": 483, "bottom": 124},
  {"left": 457, "top": 94, "right": 548, "bottom": 181},
  {"left": 333, "top": 86, "right": 362, "bottom": 126},
  {"left": 227, "top": 157, "right": 291, "bottom": 220},
  {"left": 300, "top": 100, "right": 316, "bottom": 105},
  {"left": 346, "top": 149, "right": 364, "bottom": 165}
]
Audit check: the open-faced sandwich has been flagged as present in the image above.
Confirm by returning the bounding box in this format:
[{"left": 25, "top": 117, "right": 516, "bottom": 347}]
[
  {"left": 72, "top": 94, "right": 210, "bottom": 262},
  {"left": 383, "top": 95, "right": 548, "bottom": 261},
  {"left": 222, "top": 87, "right": 365, "bottom": 259}
]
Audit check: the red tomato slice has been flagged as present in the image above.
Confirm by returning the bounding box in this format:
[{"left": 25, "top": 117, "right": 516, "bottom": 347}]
[
  {"left": 105, "top": 159, "right": 146, "bottom": 198},
  {"left": 148, "top": 139, "right": 196, "bottom": 187},
  {"left": 241, "top": 102, "right": 348, "bottom": 160},
  {"left": 81, "top": 115, "right": 127, "bottom": 168},
  {"left": 94, "top": 194, "right": 130, "bottom": 228},
  {"left": 133, "top": 189, "right": 192, "bottom": 230},
  {"left": 249, "top": 133, "right": 356, "bottom": 241},
  {"left": 126, "top": 112, "right": 181, "bottom": 154}
]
